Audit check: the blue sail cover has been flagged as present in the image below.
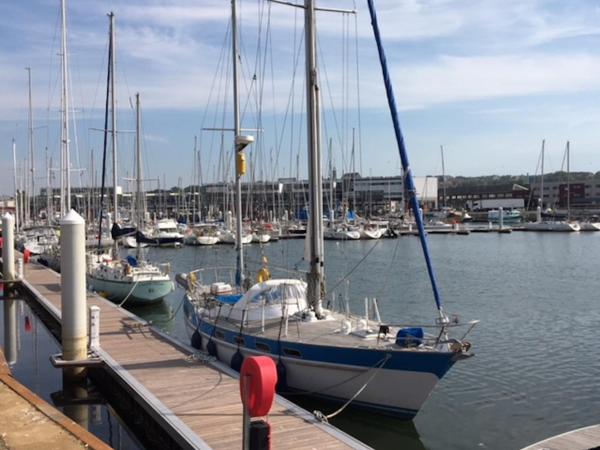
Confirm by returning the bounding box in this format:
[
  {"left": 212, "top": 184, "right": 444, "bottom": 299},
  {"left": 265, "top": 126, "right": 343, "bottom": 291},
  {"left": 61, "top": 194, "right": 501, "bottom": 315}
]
[
  {"left": 347, "top": 210, "right": 356, "bottom": 221},
  {"left": 296, "top": 207, "right": 309, "bottom": 221},
  {"left": 126, "top": 255, "right": 138, "bottom": 267},
  {"left": 216, "top": 294, "right": 243, "bottom": 304}
]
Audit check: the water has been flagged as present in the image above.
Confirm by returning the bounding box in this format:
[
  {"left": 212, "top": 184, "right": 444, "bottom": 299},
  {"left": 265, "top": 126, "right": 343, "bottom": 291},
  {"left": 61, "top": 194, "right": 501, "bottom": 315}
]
[
  {"left": 127, "top": 232, "right": 600, "bottom": 450},
  {"left": 0, "top": 298, "right": 144, "bottom": 450}
]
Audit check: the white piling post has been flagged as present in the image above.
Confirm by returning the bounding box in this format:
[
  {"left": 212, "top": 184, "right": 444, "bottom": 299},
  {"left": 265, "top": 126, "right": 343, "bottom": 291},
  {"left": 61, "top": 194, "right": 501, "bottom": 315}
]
[
  {"left": 499, "top": 207, "right": 504, "bottom": 230},
  {"left": 89, "top": 306, "right": 100, "bottom": 350},
  {"left": 17, "top": 257, "right": 23, "bottom": 279},
  {"left": 2, "top": 213, "right": 15, "bottom": 280},
  {"left": 364, "top": 297, "right": 369, "bottom": 322},
  {"left": 536, "top": 205, "right": 542, "bottom": 223},
  {"left": 61, "top": 210, "right": 87, "bottom": 376}
]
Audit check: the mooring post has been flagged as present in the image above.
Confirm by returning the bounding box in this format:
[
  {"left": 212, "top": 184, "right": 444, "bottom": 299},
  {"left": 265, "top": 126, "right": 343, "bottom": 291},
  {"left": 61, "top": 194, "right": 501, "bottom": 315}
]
[
  {"left": 61, "top": 209, "right": 88, "bottom": 378},
  {"left": 89, "top": 305, "right": 100, "bottom": 350},
  {"left": 2, "top": 213, "right": 15, "bottom": 280},
  {"left": 17, "top": 257, "right": 23, "bottom": 279},
  {"left": 499, "top": 207, "right": 504, "bottom": 230}
]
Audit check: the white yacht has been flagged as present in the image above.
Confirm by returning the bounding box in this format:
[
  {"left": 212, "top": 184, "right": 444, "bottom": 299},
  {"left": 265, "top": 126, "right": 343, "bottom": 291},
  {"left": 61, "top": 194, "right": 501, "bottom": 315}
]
[{"left": 152, "top": 218, "right": 184, "bottom": 247}]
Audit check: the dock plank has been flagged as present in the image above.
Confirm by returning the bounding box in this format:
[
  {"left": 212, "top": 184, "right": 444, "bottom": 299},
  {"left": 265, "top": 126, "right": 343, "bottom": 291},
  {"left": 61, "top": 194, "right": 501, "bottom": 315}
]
[
  {"left": 21, "top": 261, "right": 366, "bottom": 450},
  {"left": 522, "top": 424, "right": 600, "bottom": 450}
]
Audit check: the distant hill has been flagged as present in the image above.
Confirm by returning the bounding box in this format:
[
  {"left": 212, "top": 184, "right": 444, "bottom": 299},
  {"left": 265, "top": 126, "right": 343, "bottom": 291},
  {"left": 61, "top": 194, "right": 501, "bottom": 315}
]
[{"left": 439, "top": 171, "right": 600, "bottom": 188}]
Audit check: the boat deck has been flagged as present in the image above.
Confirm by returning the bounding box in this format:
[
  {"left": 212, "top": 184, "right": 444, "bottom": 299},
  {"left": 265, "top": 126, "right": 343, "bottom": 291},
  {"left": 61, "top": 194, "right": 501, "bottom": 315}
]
[
  {"left": 521, "top": 425, "right": 600, "bottom": 450},
  {"left": 17, "top": 260, "right": 368, "bottom": 450},
  {"left": 196, "top": 300, "right": 444, "bottom": 352}
]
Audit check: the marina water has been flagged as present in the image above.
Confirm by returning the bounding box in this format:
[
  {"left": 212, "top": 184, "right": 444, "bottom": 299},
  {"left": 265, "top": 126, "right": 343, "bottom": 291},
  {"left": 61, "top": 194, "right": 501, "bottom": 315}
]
[
  {"left": 127, "top": 231, "right": 600, "bottom": 449},
  {"left": 0, "top": 299, "right": 143, "bottom": 450}
]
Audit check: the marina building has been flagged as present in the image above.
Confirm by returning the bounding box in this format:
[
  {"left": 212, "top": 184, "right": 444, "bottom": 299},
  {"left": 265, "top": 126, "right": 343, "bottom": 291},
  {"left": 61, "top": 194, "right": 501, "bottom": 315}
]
[{"left": 37, "top": 174, "right": 437, "bottom": 220}]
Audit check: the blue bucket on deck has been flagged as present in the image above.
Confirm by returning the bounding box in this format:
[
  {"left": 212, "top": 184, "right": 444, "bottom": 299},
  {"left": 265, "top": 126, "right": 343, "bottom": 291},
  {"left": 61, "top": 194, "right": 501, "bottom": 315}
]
[{"left": 396, "top": 327, "right": 424, "bottom": 347}]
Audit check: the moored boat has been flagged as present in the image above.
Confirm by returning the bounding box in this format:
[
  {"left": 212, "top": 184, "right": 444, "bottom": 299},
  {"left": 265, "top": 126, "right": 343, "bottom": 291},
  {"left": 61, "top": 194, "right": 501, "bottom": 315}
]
[{"left": 179, "top": 0, "right": 476, "bottom": 420}]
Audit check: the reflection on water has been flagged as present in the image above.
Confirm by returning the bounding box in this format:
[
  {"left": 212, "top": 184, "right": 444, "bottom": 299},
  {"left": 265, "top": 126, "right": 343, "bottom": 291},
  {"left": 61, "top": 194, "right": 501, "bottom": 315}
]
[
  {"left": 127, "top": 298, "right": 177, "bottom": 334},
  {"left": 291, "top": 394, "right": 426, "bottom": 450},
  {"left": 126, "top": 233, "right": 600, "bottom": 450},
  {"left": 3, "top": 299, "right": 17, "bottom": 365},
  {"left": 0, "top": 298, "right": 143, "bottom": 450}
]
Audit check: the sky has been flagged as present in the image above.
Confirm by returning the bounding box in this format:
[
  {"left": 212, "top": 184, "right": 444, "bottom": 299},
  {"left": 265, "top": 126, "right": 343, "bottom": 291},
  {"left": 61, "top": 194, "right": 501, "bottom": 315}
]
[{"left": 2, "top": 0, "right": 600, "bottom": 196}]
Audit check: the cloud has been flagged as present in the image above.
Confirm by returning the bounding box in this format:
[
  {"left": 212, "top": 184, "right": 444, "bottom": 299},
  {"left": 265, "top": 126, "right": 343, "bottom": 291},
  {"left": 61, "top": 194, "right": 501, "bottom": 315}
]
[
  {"left": 387, "top": 53, "right": 600, "bottom": 110},
  {"left": 117, "top": 4, "right": 229, "bottom": 26}
]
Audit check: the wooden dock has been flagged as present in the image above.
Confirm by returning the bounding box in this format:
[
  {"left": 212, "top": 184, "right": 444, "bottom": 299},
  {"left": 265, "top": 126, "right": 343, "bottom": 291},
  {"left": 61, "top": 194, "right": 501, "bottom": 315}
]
[
  {"left": 0, "top": 349, "right": 111, "bottom": 450},
  {"left": 522, "top": 425, "right": 600, "bottom": 450},
  {"left": 17, "top": 260, "right": 369, "bottom": 450}
]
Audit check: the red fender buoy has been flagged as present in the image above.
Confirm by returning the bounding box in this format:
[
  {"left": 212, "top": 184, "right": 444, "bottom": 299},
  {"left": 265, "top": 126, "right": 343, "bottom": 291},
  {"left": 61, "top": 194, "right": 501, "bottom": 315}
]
[
  {"left": 240, "top": 356, "right": 277, "bottom": 417},
  {"left": 23, "top": 249, "right": 31, "bottom": 264},
  {"left": 0, "top": 237, "right": 3, "bottom": 249}
]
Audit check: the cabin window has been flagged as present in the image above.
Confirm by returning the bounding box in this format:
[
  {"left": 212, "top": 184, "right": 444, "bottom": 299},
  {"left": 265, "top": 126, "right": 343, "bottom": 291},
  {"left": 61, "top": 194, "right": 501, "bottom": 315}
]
[
  {"left": 283, "top": 348, "right": 302, "bottom": 358},
  {"left": 255, "top": 342, "right": 271, "bottom": 352},
  {"left": 215, "top": 330, "right": 225, "bottom": 339},
  {"left": 234, "top": 336, "right": 245, "bottom": 345}
]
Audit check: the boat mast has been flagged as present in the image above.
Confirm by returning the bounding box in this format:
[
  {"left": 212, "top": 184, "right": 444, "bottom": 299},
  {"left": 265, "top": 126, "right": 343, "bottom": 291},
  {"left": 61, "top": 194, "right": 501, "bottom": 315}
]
[
  {"left": 197, "top": 138, "right": 203, "bottom": 220},
  {"left": 351, "top": 128, "right": 356, "bottom": 212},
  {"left": 12, "top": 139, "right": 19, "bottom": 232},
  {"left": 60, "top": 0, "right": 70, "bottom": 213},
  {"left": 367, "top": 0, "right": 445, "bottom": 318},
  {"left": 328, "top": 138, "right": 333, "bottom": 222},
  {"left": 192, "top": 136, "right": 197, "bottom": 224},
  {"left": 109, "top": 12, "right": 118, "bottom": 225},
  {"left": 26, "top": 67, "right": 36, "bottom": 224},
  {"left": 232, "top": 0, "right": 244, "bottom": 287},
  {"left": 135, "top": 93, "right": 143, "bottom": 259},
  {"left": 231, "top": 0, "right": 253, "bottom": 289},
  {"left": 46, "top": 147, "right": 51, "bottom": 225},
  {"left": 440, "top": 145, "right": 446, "bottom": 209},
  {"left": 540, "top": 139, "right": 545, "bottom": 210},
  {"left": 566, "top": 140, "right": 570, "bottom": 221},
  {"left": 305, "top": 0, "right": 324, "bottom": 316}
]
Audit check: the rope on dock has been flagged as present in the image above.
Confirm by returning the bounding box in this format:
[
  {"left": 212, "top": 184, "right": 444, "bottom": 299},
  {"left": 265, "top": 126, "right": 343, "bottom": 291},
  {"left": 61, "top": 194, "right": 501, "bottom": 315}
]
[{"left": 185, "top": 352, "right": 217, "bottom": 364}]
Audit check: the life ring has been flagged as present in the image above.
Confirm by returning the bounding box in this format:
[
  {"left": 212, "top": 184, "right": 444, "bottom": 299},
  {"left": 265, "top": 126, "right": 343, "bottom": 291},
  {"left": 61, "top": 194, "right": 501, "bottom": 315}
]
[{"left": 239, "top": 356, "right": 277, "bottom": 417}]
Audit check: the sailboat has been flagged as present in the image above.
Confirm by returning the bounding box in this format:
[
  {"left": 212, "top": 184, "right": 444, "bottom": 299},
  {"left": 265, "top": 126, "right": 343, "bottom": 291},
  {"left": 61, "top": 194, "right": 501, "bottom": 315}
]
[
  {"left": 179, "top": 0, "right": 476, "bottom": 419},
  {"left": 87, "top": 14, "right": 173, "bottom": 304},
  {"left": 523, "top": 141, "right": 580, "bottom": 232}
]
